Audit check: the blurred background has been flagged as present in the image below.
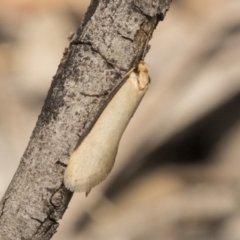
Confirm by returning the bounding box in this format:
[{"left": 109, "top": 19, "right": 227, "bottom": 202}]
[{"left": 1, "top": 0, "right": 240, "bottom": 239}]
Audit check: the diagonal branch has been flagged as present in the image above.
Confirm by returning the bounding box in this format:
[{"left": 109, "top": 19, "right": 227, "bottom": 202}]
[{"left": 0, "top": 0, "right": 172, "bottom": 239}]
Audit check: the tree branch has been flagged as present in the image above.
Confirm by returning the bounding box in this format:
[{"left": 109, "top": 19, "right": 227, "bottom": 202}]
[{"left": 0, "top": 0, "right": 172, "bottom": 239}]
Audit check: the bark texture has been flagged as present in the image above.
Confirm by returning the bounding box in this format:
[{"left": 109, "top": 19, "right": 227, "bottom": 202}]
[{"left": 0, "top": 0, "right": 171, "bottom": 239}]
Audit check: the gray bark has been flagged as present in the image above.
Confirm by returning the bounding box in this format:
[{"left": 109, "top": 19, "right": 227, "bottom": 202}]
[{"left": 0, "top": 0, "right": 171, "bottom": 239}]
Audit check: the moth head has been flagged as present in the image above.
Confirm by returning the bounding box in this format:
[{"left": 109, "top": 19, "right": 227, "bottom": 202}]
[
  {"left": 138, "top": 61, "right": 148, "bottom": 74},
  {"left": 135, "top": 61, "right": 150, "bottom": 91}
]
